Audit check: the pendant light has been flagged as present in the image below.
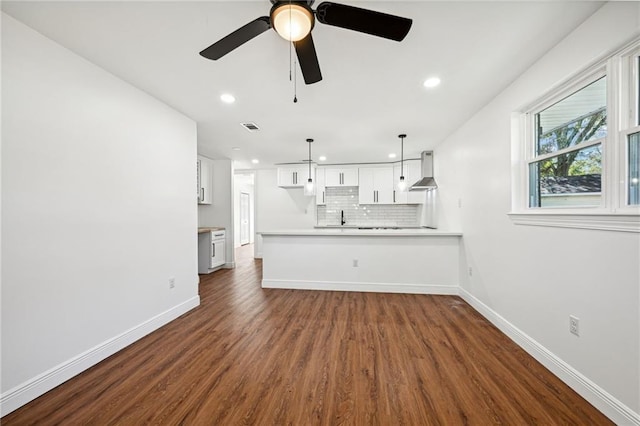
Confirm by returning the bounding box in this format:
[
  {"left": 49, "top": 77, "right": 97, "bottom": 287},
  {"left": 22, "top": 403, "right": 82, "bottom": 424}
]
[
  {"left": 304, "top": 138, "right": 315, "bottom": 196},
  {"left": 397, "top": 134, "right": 408, "bottom": 192}
]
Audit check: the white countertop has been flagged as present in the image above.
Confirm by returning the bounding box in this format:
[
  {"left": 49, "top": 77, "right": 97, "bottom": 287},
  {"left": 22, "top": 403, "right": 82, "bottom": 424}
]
[{"left": 258, "top": 228, "right": 462, "bottom": 237}]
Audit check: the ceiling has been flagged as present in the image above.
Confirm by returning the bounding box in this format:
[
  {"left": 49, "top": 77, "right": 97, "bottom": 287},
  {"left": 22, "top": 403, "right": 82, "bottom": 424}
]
[{"left": 2, "top": 1, "right": 603, "bottom": 170}]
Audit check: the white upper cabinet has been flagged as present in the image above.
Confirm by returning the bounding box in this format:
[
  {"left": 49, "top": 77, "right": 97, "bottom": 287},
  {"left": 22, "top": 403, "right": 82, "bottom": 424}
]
[
  {"left": 197, "top": 155, "right": 213, "bottom": 205},
  {"left": 358, "top": 167, "right": 394, "bottom": 204},
  {"left": 316, "top": 168, "right": 326, "bottom": 205},
  {"left": 324, "top": 168, "right": 358, "bottom": 187},
  {"left": 277, "top": 165, "right": 311, "bottom": 188},
  {"left": 393, "top": 160, "right": 424, "bottom": 204}
]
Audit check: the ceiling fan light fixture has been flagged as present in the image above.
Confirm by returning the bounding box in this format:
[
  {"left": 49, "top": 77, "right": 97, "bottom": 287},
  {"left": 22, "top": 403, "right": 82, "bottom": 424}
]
[{"left": 271, "top": 3, "right": 314, "bottom": 42}]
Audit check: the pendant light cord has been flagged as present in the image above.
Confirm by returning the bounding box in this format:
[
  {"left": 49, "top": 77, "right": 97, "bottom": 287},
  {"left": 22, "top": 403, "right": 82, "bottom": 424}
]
[
  {"left": 308, "top": 139, "right": 311, "bottom": 178},
  {"left": 401, "top": 136, "right": 404, "bottom": 177},
  {"left": 399, "top": 134, "right": 406, "bottom": 180}
]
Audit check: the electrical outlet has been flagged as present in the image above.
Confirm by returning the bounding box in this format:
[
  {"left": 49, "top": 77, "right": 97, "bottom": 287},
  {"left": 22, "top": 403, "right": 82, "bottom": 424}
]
[
  {"left": 569, "top": 315, "right": 579, "bottom": 336},
  {"left": 468, "top": 266, "right": 473, "bottom": 276},
  {"left": 353, "top": 259, "right": 358, "bottom": 267},
  {"left": 169, "top": 277, "right": 176, "bottom": 289}
]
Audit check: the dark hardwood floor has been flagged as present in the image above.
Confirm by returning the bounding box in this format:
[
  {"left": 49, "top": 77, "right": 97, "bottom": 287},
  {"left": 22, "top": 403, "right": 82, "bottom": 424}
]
[{"left": 3, "top": 244, "right": 612, "bottom": 425}]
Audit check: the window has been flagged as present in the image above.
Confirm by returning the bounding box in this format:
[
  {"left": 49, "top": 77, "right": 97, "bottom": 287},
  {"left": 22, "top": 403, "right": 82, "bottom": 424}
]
[
  {"left": 529, "top": 77, "right": 606, "bottom": 208},
  {"left": 511, "top": 38, "right": 640, "bottom": 232}
]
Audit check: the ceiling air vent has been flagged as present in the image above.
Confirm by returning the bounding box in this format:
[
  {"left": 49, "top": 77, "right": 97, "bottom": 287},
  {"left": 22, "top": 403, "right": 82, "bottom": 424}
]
[{"left": 240, "top": 122, "right": 260, "bottom": 132}]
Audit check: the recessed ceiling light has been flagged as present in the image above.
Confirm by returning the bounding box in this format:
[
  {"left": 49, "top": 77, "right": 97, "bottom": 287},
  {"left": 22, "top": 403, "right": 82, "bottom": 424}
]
[
  {"left": 423, "top": 77, "right": 441, "bottom": 88},
  {"left": 231, "top": 147, "right": 241, "bottom": 151},
  {"left": 220, "top": 93, "right": 236, "bottom": 103},
  {"left": 319, "top": 156, "right": 327, "bottom": 161},
  {"left": 388, "top": 153, "right": 397, "bottom": 159},
  {"left": 251, "top": 159, "right": 259, "bottom": 164}
]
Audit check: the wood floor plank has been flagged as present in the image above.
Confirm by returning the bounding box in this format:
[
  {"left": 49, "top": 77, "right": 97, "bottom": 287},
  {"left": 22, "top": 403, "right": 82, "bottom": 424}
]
[{"left": 2, "top": 245, "right": 613, "bottom": 425}]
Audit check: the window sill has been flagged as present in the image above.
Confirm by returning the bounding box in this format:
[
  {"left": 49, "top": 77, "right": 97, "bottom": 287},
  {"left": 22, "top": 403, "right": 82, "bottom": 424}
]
[{"left": 508, "top": 212, "right": 640, "bottom": 233}]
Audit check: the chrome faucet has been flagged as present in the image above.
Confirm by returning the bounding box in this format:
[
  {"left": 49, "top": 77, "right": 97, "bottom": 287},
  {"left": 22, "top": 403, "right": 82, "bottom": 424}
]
[{"left": 341, "top": 210, "right": 346, "bottom": 226}]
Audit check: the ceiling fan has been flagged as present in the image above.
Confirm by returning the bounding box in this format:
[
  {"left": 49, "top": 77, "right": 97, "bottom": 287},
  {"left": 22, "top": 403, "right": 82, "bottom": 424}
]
[{"left": 199, "top": 1, "right": 412, "bottom": 85}]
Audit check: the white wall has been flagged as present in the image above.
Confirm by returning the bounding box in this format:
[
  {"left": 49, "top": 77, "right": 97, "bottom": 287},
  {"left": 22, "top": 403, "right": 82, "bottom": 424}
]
[
  {"left": 434, "top": 3, "right": 640, "bottom": 422},
  {"left": 233, "top": 173, "right": 255, "bottom": 248},
  {"left": 254, "top": 169, "right": 316, "bottom": 257},
  {"left": 198, "top": 158, "right": 234, "bottom": 266},
  {"left": 1, "top": 14, "right": 199, "bottom": 414}
]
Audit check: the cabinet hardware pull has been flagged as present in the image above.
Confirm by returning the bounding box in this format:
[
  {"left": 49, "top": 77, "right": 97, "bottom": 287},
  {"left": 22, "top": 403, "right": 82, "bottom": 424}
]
[
  {"left": 322, "top": 191, "right": 325, "bottom": 203},
  {"left": 200, "top": 188, "right": 204, "bottom": 201},
  {"left": 393, "top": 190, "right": 396, "bottom": 203},
  {"left": 212, "top": 244, "right": 215, "bottom": 257}
]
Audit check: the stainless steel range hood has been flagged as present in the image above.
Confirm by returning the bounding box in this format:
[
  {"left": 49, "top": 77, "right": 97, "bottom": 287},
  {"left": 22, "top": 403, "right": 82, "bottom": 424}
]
[{"left": 409, "top": 151, "right": 437, "bottom": 191}]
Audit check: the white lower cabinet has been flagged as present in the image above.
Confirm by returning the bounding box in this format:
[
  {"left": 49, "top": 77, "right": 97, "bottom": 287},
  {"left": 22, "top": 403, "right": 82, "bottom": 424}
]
[
  {"left": 198, "top": 230, "right": 226, "bottom": 274},
  {"left": 358, "top": 167, "right": 394, "bottom": 204}
]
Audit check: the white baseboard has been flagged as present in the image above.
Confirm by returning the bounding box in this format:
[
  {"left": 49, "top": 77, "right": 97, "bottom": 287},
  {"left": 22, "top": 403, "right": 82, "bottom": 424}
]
[
  {"left": 0, "top": 296, "right": 200, "bottom": 417},
  {"left": 262, "top": 279, "right": 458, "bottom": 295},
  {"left": 458, "top": 288, "right": 640, "bottom": 426}
]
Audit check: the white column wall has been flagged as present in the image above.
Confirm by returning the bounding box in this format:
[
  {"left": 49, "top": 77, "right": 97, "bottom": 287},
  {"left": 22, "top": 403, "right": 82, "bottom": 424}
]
[
  {"left": 254, "top": 169, "right": 316, "bottom": 257},
  {"left": 197, "top": 158, "right": 234, "bottom": 266}
]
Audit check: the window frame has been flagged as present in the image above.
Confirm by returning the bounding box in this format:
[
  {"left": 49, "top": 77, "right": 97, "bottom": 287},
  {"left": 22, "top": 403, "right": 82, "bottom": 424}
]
[
  {"left": 526, "top": 68, "right": 607, "bottom": 210},
  {"left": 510, "top": 37, "right": 640, "bottom": 233}
]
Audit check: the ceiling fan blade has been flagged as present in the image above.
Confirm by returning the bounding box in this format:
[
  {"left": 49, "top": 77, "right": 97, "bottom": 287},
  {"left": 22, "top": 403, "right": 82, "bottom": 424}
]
[
  {"left": 294, "top": 33, "right": 322, "bottom": 85},
  {"left": 199, "top": 16, "right": 271, "bottom": 60},
  {"left": 315, "top": 2, "right": 412, "bottom": 42}
]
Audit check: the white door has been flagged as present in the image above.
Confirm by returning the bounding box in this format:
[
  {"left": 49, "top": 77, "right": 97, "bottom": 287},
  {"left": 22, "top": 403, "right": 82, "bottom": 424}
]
[{"left": 240, "top": 192, "right": 250, "bottom": 246}]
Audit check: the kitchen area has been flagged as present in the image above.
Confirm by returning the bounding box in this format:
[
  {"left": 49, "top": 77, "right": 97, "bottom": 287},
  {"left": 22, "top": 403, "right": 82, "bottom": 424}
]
[
  {"left": 256, "top": 151, "right": 462, "bottom": 294},
  {"left": 196, "top": 149, "right": 461, "bottom": 294}
]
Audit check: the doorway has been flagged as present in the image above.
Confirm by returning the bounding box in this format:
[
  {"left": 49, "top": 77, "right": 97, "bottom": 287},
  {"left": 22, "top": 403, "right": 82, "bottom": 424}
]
[
  {"left": 233, "top": 172, "right": 255, "bottom": 254},
  {"left": 240, "top": 192, "right": 250, "bottom": 246}
]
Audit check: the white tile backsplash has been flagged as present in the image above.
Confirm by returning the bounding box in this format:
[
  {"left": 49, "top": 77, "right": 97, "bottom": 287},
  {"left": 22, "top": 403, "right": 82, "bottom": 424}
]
[{"left": 317, "top": 187, "right": 419, "bottom": 227}]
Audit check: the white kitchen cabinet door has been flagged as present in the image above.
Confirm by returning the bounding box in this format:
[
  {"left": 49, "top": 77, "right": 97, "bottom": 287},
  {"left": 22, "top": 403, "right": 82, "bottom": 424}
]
[
  {"left": 197, "top": 156, "right": 213, "bottom": 205},
  {"left": 391, "top": 160, "right": 424, "bottom": 204},
  {"left": 277, "top": 166, "right": 308, "bottom": 187},
  {"left": 324, "top": 168, "right": 358, "bottom": 187},
  {"left": 393, "top": 163, "right": 408, "bottom": 204},
  {"left": 405, "top": 159, "right": 425, "bottom": 204},
  {"left": 359, "top": 167, "right": 393, "bottom": 204},
  {"left": 316, "top": 168, "right": 326, "bottom": 205}
]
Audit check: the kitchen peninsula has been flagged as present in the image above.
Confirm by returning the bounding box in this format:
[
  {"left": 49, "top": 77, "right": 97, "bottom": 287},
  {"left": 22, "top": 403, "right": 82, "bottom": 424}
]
[{"left": 260, "top": 228, "right": 462, "bottom": 294}]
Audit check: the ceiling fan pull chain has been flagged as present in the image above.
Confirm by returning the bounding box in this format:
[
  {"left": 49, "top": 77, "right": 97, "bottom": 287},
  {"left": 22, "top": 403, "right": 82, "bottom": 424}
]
[
  {"left": 288, "top": 0, "right": 297, "bottom": 103},
  {"left": 293, "top": 51, "right": 298, "bottom": 103}
]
